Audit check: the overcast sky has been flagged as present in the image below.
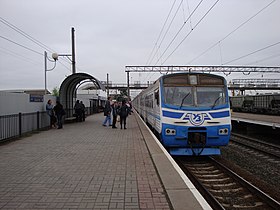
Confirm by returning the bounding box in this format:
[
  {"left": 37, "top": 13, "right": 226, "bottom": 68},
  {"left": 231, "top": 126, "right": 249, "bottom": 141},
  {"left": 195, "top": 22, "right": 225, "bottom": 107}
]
[{"left": 0, "top": 0, "right": 279, "bottom": 94}]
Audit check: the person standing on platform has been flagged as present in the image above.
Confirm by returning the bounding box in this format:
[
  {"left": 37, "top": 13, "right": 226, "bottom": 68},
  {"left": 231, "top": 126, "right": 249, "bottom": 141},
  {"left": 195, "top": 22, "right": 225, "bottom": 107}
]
[
  {"left": 46, "top": 99, "right": 56, "bottom": 128},
  {"left": 74, "top": 100, "right": 82, "bottom": 122},
  {"left": 80, "top": 101, "right": 86, "bottom": 121},
  {"left": 53, "top": 101, "right": 65, "bottom": 129},
  {"left": 111, "top": 100, "right": 119, "bottom": 129},
  {"left": 103, "top": 96, "right": 112, "bottom": 126},
  {"left": 119, "top": 100, "right": 129, "bottom": 129}
]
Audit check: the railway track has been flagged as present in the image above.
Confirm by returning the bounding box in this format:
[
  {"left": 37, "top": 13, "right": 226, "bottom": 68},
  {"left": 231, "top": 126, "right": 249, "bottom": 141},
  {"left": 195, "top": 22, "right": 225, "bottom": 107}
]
[
  {"left": 176, "top": 157, "right": 280, "bottom": 210},
  {"left": 230, "top": 133, "right": 280, "bottom": 162}
]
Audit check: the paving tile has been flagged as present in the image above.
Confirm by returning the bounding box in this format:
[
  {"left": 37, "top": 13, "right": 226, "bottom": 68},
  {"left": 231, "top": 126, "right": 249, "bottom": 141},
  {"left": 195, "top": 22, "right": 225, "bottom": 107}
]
[{"left": 0, "top": 113, "right": 171, "bottom": 209}]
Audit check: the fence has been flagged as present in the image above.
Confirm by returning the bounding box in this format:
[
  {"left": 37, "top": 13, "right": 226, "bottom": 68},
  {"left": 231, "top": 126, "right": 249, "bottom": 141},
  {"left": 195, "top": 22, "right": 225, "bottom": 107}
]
[
  {"left": 0, "top": 107, "right": 101, "bottom": 142},
  {"left": 0, "top": 111, "right": 49, "bottom": 142}
]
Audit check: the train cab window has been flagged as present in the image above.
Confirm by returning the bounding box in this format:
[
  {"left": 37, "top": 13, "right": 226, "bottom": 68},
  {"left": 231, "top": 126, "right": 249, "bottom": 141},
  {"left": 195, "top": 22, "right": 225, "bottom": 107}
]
[
  {"left": 197, "top": 87, "right": 226, "bottom": 107},
  {"left": 164, "top": 86, "right": 193, "bottom": 107}
]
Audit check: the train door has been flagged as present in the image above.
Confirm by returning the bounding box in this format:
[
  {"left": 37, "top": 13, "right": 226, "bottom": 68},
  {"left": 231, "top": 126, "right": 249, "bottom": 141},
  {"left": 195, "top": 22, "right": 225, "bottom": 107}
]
[{"left": 154, "top": 88, "right": 160, "bottom": 133}]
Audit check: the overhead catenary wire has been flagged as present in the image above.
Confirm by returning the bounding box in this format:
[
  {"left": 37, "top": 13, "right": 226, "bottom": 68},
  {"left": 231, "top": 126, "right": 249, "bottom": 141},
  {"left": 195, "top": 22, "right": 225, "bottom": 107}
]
[
  {"left": 153, "top": 0, "right": 204, "bottom": 65},
  {"left": 159, "top": 0, "right": 220, "bottom": 65},
  {"left": 0, "top": 17, "right": 72, "bottom": 72},
  {"left": 158, "top": 0, "right": 204, "bottom": 63},
  {"left": 145, "top": 0, "right": 204, "bottom": 83},
  {"left": 146, "top": 0, "right": 177, "bottom": 65},
  {"left": 0, "top": 17, "right": 55, "bottom": 53},
  {"left": 245, "top": 52, "right": 280, "bottom": 66},
  {"left": 187, "top": 0, "right": 276, "bottom": 64},
  {"left": 0, "top": 34, "right": 71, "bottom": 72},
  {"left": 185, "top": 0, "right": 193, "bottom": 30},
  {"left": 148, "top": 0, "right": 184, "bottom": 65},
  {"left": 222, "top": 41, "right": 280, "bottom": 65},
  {"left": 0, "top": 35, "right": 43, "bottom": 55},
  {"left": 0, "top": 46, "right": 42, "bottom": 66},
  {"left": 144, "top": 0, "right": 179, "bottom": 84}
]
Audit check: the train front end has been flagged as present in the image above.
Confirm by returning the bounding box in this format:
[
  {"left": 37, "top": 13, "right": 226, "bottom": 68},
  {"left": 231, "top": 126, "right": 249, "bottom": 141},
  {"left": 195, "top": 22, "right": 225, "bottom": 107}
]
[{"left": 160, "top": 73, "right": 231, "bottom": 156}]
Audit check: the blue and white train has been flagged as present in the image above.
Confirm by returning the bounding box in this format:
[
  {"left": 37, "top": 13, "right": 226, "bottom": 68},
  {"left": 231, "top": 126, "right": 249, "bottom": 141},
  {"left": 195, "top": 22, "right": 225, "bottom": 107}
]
[{"left": 133, "top": 72, "right": 231, "bottom": 156}]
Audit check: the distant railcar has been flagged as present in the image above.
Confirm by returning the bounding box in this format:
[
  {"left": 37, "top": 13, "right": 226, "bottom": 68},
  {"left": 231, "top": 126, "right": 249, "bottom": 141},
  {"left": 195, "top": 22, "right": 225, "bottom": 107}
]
[
  {"left": 230, "top": 94, "right": 280, "bottom": 115},
  {"left": 230, "top": 95, "right": 253, "bottom": 112},
  {"left": 133, "top": 73, "right": 231, "bottom": 156}
]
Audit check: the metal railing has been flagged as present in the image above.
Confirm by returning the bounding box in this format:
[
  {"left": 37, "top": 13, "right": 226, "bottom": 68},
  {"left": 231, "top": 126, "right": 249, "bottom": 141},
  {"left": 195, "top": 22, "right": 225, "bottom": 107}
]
[
  {"left": 0, "top": 107, "right": 101, "bottom": 142},
  {"left": 0, "top": 111, "right": 50, "bottom": 142}
]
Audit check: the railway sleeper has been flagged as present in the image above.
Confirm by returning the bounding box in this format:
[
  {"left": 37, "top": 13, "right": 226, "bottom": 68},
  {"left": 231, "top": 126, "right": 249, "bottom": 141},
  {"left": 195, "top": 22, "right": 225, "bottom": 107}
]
[
  {"left": 215, "top": 193, "right": 253, "bottom": 201},
  {"left": 209, "top": 187, "right": 243, "bottom": 193},
  {"left": 191, "top": 169, "right": 220, "bottom": 174},
  {"left": 223, "top": 202, "right": 266, "bottom": 209},
  {"left": 203, "top": 182, "right": 237, "bottom": 188},
  {"left": 200, "top": 177, "right": 231, "bottom": 182},
  {"left": 195, "top": 173, "right": 225, "bottom": 178}
]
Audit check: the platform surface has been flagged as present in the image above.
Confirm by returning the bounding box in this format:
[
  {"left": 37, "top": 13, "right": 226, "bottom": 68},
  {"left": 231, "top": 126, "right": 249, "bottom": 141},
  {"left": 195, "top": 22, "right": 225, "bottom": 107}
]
[
  {"left": 231, "top": 112, "right": 280, "bottom": 128},
  {"left": 0, "top": 113, "right": 207, "bottom": 210}
]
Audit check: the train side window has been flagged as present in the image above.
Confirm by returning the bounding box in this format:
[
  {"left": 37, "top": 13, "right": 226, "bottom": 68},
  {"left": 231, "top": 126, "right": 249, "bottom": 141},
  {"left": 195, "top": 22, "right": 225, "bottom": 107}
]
[{"left": 155, "top": 89, "right": 159, "bottom": 106}]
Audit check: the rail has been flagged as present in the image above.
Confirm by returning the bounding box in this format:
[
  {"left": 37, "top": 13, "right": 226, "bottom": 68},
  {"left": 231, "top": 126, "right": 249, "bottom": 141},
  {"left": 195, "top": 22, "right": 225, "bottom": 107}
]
[
  {"left": 176, "top": 157, "right": 280, "bottom": 209},
  {"left": 230, "top": 133, "right": 280, "bottom": 160}
]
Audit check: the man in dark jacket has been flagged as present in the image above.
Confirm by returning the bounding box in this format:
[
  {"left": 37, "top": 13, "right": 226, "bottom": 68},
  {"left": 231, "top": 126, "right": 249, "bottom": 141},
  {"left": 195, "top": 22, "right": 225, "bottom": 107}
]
[
  {"left": 53, "top": 101, "right": 65, "bottom": 129},
  {"left": 119, "top": 100, "right": 129, "bottom": 129}
]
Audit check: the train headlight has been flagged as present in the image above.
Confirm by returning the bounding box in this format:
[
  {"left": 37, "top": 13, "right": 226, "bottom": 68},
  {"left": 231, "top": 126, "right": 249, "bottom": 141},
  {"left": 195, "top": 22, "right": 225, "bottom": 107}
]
[
  {"left": 219, "top": 128, "right": 228, "bottom": 135},
  {"left": 165, "top": 128, "right": 176, "bottom": 136}
]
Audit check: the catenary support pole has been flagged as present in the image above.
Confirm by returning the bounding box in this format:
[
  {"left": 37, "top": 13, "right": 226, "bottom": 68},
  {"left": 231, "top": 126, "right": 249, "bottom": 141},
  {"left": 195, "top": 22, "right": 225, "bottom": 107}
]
[{"left": 71, "top": 27, "right": 76, "bottom": 74}]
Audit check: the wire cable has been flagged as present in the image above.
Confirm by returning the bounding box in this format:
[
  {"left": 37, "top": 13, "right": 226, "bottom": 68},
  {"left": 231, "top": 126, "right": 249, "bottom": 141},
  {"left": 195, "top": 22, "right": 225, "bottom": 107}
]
[
  {"left": 0, "top": 46, "right": 41, "bottom": 66},
  {"left": 148, "top": 0, "right": 184, "bottom": 65},
  {"left": 155, "top": 0, "right": 204, "bottom": 65},
  {"left": 222, "top": 41, "right": 280, "bottom": 65},
  {"left": 159, "top": 0, "right": 219, "bottom": 65},
  {"left": 0, "top": 35, "right": 43, "bottom": 55},
  {"left": 144, "top": 0, "right": 204, "bottom": 83},
  {"left": 0, "top": 17, "right": 55, "bottom": 53},
  {"left": 0, "top": 17, "right": 72, "bottom": 72},
  {"left": 245, "top": 52, "right": 280, "bottom": 65},
  {"left": 187, "top": 0, "right": 276, "bottom": 64},
  {"left": 146, "top": 0, "right": 177, "bottom": 65}
]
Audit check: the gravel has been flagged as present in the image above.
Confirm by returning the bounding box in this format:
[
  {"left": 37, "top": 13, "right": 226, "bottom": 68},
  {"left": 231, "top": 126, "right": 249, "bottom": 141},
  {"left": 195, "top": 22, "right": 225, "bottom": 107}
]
[{"left": 216, "top": 144, "right": 280, "bottom": 202}]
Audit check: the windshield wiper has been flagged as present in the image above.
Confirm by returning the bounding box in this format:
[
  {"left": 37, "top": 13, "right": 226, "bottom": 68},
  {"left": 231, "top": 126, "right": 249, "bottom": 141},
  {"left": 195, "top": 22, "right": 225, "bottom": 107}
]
[
  {"left": 211, "top": 96, "right": 221, "bottom": 109},
  {"left": 180, "top": 93, "right": 190, "bottom": 108}
]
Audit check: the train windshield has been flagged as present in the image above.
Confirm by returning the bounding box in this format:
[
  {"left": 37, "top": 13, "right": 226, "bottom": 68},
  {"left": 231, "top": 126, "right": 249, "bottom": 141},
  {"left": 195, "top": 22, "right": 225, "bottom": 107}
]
[
  {"left": 164, "top": 86, "right": 193, "bottom": 107},
  {"left": 163, "top": 74, "right": 227, "bottom": 108},
  {"left": 197, "top": 87, "right": 226, "bottom": 108}
]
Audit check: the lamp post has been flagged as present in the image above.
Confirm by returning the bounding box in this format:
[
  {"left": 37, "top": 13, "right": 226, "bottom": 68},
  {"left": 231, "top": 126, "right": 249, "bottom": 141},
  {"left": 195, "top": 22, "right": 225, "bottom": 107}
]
[
  {"left": 44, "top": 51, "right": 58, "bottom": 95},
  {"left": 44, "top": 51, "right": 74, "bottom": 95},
  {"left": 44, "top": 27, "right": 76, "bottom": 95}
]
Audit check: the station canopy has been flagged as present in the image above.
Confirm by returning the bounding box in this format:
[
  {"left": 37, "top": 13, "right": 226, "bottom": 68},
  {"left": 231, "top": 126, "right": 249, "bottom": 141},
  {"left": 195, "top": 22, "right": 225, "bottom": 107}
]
[{"left": 59, "top": 73, "right": 105, "bottom": 111}]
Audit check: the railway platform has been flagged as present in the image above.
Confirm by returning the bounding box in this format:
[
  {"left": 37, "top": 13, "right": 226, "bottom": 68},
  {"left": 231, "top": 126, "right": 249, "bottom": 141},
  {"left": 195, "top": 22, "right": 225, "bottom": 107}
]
[
  {"left": 0, "top": 113, "right": 209, "bottom": 209},
  {"left": 231, "top": 112, "right": 280, "bottom": 128}
]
